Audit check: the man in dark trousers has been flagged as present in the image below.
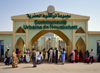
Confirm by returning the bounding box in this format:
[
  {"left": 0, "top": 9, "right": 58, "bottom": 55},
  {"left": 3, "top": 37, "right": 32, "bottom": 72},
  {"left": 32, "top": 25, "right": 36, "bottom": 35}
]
[
  {"left": 31, "top": 48, "right": 37, "bottom": 67},
  {"left": 55, "top": 48, "right": 58, "bottom": 64},
  {"left": 5, "top": 48, "right": 10, "bottom": 65}
]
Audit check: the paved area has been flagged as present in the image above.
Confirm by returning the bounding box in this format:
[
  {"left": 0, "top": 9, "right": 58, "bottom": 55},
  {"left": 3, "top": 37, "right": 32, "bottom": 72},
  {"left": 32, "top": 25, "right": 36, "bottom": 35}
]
[{"left": 0, "top": 62, "right": 100, "bottom": 73}]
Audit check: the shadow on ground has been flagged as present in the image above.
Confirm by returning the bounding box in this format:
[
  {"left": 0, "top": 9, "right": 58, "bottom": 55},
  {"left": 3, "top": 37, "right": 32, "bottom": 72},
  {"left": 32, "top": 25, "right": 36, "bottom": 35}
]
[
  {"left": 23, "top": 66, "right": 33, "bottom": 68},
  {"left": 2, "top": 67, "right": 12, "bottom": 69}
]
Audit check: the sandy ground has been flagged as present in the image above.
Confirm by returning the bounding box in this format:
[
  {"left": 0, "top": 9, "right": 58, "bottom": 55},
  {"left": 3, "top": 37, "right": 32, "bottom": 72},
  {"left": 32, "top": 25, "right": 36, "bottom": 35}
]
[{"left": 0, "top": 62, "right": 100, "bottom": 73}]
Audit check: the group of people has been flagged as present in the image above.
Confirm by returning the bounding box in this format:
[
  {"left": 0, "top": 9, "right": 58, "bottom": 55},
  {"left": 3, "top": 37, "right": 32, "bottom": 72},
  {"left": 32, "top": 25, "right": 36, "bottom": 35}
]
[
  {"left": 15, "top": 48, "right": 31, "bottom": 63},
  {"left": 42, "top": 48, "right": 66, "bottom": 64},
  {"left": 4, "top": 47, "right": 96, "bottom": 68},
  {"left": 4, "top": 48, "right": 31, "bottom": 68},
  {"left": 31, "top": 48, "right": 66, "bottom": 67},
  {"left": 68, "top": 50, "right": 83, "bottom": 63},
  {"left": 69, "top": 49, "right": 95, "bottom": 64}
]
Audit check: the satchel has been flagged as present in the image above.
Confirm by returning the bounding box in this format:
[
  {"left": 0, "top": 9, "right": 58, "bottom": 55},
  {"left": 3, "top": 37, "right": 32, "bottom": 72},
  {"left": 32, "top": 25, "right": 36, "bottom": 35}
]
[{"left": 4, "top": 58, "right": 7, "bottom": 63}]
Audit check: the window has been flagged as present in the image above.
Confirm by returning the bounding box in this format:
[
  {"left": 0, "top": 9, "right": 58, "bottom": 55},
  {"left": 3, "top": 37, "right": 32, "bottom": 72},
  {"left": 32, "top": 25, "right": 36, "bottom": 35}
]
[
  {"left": 97, "top": 40, "right": 100, "bottom": 55},
  {"left": 0, "top": 40, "right": 4, "bottom": 57}
]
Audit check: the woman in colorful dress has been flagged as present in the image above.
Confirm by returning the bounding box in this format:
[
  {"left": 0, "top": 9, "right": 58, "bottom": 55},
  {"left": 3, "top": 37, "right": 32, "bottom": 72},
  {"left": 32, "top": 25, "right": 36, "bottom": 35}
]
[{"left": 12, "top": 49, "right": 19, "bottom": 68}]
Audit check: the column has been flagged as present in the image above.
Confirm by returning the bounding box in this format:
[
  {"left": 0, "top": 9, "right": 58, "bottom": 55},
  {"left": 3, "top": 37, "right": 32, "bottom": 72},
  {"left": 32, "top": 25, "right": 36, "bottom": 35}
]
[
  {"left": 86, "top": 21, "right": 88, "bottom": 50},
  {"left": 13, "top": 21, "right": 15, "bottom": 49},
  {"left": 26, "top": 21, "right": 29, "bottom": 49},
  {"left": 0, "top": 41, "right": 1, "bottom": 57},
  {"left": 73, "top": 21, "right": 75, "bottom": 50}
]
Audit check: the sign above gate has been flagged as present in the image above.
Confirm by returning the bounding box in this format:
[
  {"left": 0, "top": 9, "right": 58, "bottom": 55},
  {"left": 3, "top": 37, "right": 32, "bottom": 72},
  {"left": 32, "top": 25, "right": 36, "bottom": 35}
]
[
  {"left": 26, "top": 13, "right": 71, "bottom": 19},
  {"left": 26, "top": 5, "right": 71, "bottom": 19}
]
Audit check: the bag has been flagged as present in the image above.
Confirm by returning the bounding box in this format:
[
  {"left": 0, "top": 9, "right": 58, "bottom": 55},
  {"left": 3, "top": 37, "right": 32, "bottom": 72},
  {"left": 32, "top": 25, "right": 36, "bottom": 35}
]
[
  {"left": 68, "top": 57, "right": 71, "bottom": 62},
  {"left": 4, "top": 58, "right": 6, "bottom": 62}
]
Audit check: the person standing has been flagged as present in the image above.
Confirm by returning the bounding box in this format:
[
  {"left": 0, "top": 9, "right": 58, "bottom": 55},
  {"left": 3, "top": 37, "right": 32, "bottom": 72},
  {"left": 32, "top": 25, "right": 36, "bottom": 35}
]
[
  {"left": 25, "top": 51, "right": 30, "bottom": 63},
  {"left": 88, "top": 49, "right": 94, "bottom": 64},
  {"left": 61, "top": 48, "right": 66, "bottom": 65},
  {"left": 12, "top": 49, "right": 19, "bottom": 68},
  {"left": 79, "top": 50, "right": 83, "bottom": 62},
  {"left": 43, "top": 48, "right": 46, "bottom": 60},
  {"left": 5, "top": 48, "right": 10, "bottom": 65},
  {"left": 31, "top": 48, "right": 37, "bottom": 67},
  {"left": 84, "top": 50, "right": 89, "bottom": 62},
  {"left": 55, "top": 48, "right": 58, "bottom": 64},
  {"left": 49, "top": 48, "right": 53, "bottom": 62},
  {"left": 47, "top": 48, "right": 50, "bottom": 62},
  {"left": 53, "top": 48, "right": 56, "bottom": 62},
  {"left": 16, "top": 48, "right": 21, "bottom": 59},
  {"left": 75, "top": 50, "right": 79, "bottom": 63},
  {"left": 70, "top": 50, "right": 75, "bottom": 63},
  {"left": 27, "top": 49, "right": 31, "bottom": 56}
]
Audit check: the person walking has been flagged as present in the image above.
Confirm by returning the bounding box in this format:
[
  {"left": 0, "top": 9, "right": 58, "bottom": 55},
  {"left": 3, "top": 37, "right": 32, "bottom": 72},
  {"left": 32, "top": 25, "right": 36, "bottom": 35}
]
[
  {"left": 88, "top": 49, "right": 94, "bottom": 64},
  {"left": 55, "top": 48, "right": 58, "bottom": 64},
  {"left": 49, "top": 48, "right": 53, "bottom": 62},
  {"left": 31, "top": 48, "right": 37, "bottom": 67},
  {"left": 12, "top": 49, "right": 19, "bottom": 68},
  {"left": 5, "top": 48, "right": 10, "bottom": 65},
  {"left": 61, "top": 48, "right": 66, "bottom": 65}
]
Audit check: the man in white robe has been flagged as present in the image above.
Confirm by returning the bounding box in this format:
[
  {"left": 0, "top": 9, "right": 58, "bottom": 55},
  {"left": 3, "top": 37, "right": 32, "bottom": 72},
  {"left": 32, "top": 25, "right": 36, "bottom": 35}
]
[
  {"left": 49, "top": 48, "right": 53, "bottom": 62},
  {"left": 25, "top": 49, "right": 30, "bottom": 63}
]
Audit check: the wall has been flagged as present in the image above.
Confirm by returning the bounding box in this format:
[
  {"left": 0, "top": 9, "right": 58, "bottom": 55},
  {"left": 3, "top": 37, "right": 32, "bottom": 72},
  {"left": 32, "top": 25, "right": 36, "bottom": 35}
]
[
  {"left": 0, "top": 36, "right": 13, "bottom": 57},
  {"left": 88, "top": 35, "right": 100, "bottom": 60},
  {"left": 28, "top": 21, "right": 73, "bottom": 43},
  {"left": 15, "top": 21, "right": 26, "bottom": 44},
  {"left": 75, "top": 21, "right": 86, "bottom": 44}
]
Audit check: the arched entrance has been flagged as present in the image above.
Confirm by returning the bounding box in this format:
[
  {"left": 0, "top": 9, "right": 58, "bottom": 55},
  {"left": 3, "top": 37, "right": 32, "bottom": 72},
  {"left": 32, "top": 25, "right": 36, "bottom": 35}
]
[
  {"left": 15, "top": 37, "right": 25, "bottom": 58},
  {"left": 28, "top": 29, "right": 72, "bottom": 58},
  {"left": 75, "top": 37, "right": 86, "bottom": 58}
]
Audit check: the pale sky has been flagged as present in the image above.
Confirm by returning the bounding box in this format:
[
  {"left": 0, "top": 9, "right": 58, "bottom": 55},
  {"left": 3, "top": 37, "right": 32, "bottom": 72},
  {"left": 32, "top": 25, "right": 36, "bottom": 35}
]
[{"left": 0, "top": 0, "right": 100, "bottom": 31}]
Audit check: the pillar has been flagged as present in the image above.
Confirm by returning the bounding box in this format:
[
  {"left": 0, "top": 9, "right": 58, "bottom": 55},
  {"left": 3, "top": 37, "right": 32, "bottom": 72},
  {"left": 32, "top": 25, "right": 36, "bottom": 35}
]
[
  {"left": 86, "top": 21, "right": 88, "bottom": 50},
  {"left": 13, "top": 21, "right": 15, "bottom": 49},
  {"left": 73, "top": 21, "right": 75, "bottom": 50},
  {"left": 26, "top": 21, "right": 29, "bottom": 49}
]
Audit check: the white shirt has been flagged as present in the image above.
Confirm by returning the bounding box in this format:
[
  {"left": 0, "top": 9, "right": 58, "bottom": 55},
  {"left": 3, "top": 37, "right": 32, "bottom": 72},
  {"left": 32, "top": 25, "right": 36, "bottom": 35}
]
[
  {"left": 50, "top": 49, "right": 53, "bottom": 56},
  {"left": 37, "top": 54, "right": 43, "bottom": 60},
  {"left": 90, "top": 51, "right": 94, "bottom": 57}
]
